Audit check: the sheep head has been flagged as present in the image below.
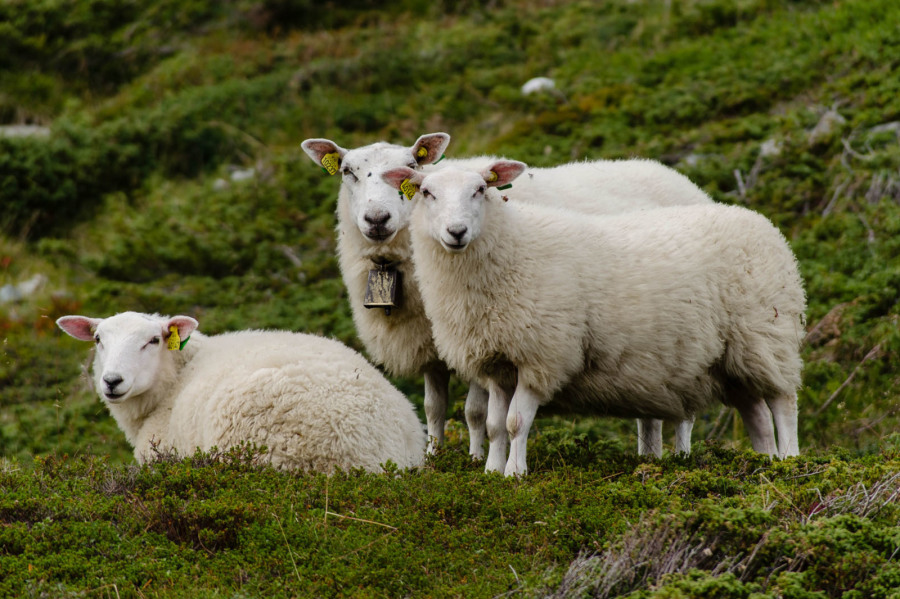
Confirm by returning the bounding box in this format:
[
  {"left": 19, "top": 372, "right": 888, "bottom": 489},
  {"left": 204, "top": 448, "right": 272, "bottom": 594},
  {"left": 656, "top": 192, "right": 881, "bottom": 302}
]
[
  {"left": 57, "top": 312, "right": 198, "bottom": 404},
  {"left": 382, "top": 160, "right": 526, "bottom": 253},
  {"left": 301, "top": 133, "right": 450, "bottom": 244}
]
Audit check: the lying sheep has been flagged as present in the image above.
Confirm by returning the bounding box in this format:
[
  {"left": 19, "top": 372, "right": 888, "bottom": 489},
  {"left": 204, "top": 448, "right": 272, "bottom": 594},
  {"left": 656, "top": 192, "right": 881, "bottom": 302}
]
[
  {"left": 301, "top": 135, "right": 712, "bottom": 458},
  {"left": 383, "top": 161, "right": 806, "bottom": 476},
  {"left": 56, "top": 311, "right": 426, "bottom": 472}
]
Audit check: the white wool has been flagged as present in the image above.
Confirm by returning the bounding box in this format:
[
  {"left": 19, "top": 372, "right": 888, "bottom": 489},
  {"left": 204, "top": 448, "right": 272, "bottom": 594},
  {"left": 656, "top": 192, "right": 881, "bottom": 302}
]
[
  {"left": 57, "top": 312, "right": 425, "bottom": 472},
  {"left": 303, "top": 134, "right": 712, "bottom": 457},
  {"left": 408, "top": 165, "right": 806, "bottom": 474}
]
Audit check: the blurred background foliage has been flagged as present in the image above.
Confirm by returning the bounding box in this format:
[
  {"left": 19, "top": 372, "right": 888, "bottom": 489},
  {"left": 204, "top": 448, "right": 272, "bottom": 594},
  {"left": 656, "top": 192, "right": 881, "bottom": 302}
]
[{"left": 1, "top": 0, "right": 899, "bottom": 465}]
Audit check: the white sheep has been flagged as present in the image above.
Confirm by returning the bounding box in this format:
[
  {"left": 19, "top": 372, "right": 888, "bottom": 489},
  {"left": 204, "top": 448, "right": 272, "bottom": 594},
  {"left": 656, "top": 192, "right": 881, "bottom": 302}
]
[
  {"left": 56, "top": 311, "right": 426, "bottom": 472},
  {"left": 301, "top": 134, "right": 712, "bottom": 458},
  {"left": 383, "top": 160, "right": 806, "bottom": 476}
]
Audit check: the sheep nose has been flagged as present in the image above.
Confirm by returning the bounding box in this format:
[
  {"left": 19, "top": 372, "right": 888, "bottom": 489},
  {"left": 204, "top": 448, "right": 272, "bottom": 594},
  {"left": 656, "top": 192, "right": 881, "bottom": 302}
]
[
  {"left": 103, "top": 374, "right": 124, "bottom": 390},
  {"left": 447, "top": 224, "right": 468, "bottom": 241},
  {"left": 364, "top": 210, "right": 390, "bottom": 226}
]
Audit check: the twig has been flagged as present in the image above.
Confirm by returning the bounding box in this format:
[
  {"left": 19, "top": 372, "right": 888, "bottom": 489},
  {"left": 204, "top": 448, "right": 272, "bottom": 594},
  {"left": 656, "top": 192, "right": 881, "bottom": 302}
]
[
  {"left": 273, "top": 511, "right": 303, "bottom": 584},
  {"left": 733, "top": 169, "right": 747, "bottom": 199},
  {"left": 857, "top": 212, "right": 876, "bottom": 243},
  {"left": 821, "top": 177, "right": 849, "bottom": 217},
  {"left": 814, "top": 343, "right": 882, "bottom": 416},
  {"left": 706, "top": 406, "right": 732, "bottom": 441},
  {"left": 324, "top": 511, "right": 398, "bottom": 531}
]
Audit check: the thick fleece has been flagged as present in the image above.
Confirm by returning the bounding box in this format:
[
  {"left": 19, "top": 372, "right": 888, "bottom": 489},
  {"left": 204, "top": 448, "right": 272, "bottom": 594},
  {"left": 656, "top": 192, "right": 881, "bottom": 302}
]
[
  {"left": 303, "top": 134, "right": 713, "bottom": 457},
  {"left": 405, "top": 165, "right": 806, "bottom": 474},
  {"left": 57, "top": 312, "right": 425, "bottom": 472}
]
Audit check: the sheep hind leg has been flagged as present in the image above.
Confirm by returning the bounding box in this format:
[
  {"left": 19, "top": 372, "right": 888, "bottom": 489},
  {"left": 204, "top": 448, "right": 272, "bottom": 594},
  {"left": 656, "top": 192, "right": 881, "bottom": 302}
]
[
  {"left": 734, "top": 400, "right": 777, "bottom": 456},
  {"left": 423, "top": 363, "right": 451, "bottom": 454},
  {"left": 636, "top": 419, "right": 663, "bottom": 458},
  {"left": 505, "top": 384, "right": 542, "bottom": 477},
  {"left": 464, "top": 382, "right": 489, "bottom": 460},
  {"left": 674, "top": 416, "right": 695, "bottom": 455},
  {"left": 484, "top": 381, "right": 512, "bottom": 473},
  {"left": 766, "top": 392, "right": 799, "bottom": 458}
]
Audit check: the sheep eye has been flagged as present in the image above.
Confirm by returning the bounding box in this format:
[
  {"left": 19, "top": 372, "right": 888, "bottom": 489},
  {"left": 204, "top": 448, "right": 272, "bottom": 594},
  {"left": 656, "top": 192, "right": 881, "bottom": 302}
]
[
  {"left": 475, "top": 185, "right": 486, "bottom": 195},
  {"left": 93, "top": 334, "right": 100, "bottom": 344},
  {"left": 341, "top": 167, "right": 357, "bottom": 181},
  {"left": 422, "top": 189, "right": 434, "bottom": 199},
  {"left": 149, "top": 337, "right": 160, "bottom": 345}
]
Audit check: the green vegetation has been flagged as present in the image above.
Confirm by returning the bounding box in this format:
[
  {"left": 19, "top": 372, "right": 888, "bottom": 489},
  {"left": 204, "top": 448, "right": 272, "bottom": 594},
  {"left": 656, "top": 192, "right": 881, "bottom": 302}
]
[{"left": 2, "top": 0, "right": 898, "bottom": 595}]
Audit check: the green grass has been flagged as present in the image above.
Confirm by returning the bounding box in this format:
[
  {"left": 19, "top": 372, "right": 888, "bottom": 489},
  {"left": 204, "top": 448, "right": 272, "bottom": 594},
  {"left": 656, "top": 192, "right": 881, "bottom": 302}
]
[{"left": 2, "top": 0, "right": 900, "bottom": 595}]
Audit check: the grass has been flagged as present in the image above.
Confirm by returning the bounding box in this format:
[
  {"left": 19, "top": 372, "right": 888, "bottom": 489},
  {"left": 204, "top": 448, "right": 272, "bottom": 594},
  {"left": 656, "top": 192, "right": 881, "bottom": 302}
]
[{"left": 2, "top": 0, "right": 900, "bottom": 595}]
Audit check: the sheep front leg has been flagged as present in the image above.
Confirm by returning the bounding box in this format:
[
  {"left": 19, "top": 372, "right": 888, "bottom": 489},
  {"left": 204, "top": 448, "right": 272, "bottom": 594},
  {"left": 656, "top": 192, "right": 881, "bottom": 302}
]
[
  {"left": 423, "top": 362, "right": 451, "bottom": 454},
  {"left": 674, "top": 416, "right": 695, "bottom": 455},
  {"left": 504, "top": 384, "right": 542, "bottom": 477},
  {"left": 636, "top": 419, "right": 663, "bottom": 458},
  {"left": 484, "top": 381, "right": 512, "bottom": 473},
  {"left": 464, "top": 382, "right": 489, "bottom": 460},
  {"left": 766, "top": 392, "right": 799, "bottom": 458}
]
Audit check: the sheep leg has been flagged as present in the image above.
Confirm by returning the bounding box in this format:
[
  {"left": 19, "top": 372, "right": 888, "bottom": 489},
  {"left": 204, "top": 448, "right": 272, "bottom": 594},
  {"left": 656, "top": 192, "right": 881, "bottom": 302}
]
[
  {"left": 636, "top": 419, "right": 663, "bottom": 458},
  {"left": 423, "top": 362, "right": 451, "bottom": 454},
  {"left": 735, "top": 400, "right": 778, "bottom": 456},
  {"left": 766, "top": 392, "right": 799, "bottom": 458},
  {"left": 464, "top": 382, "right": 489, "bottom": 460},
  {"left": 484, "top": 381, "right": 512, "bottom": 473},
  {"left": 504, "top": 384, "right": 542, "bottom": 477},
  {"left": 674, "top": 416, "right": 695, "bottom": 455}
]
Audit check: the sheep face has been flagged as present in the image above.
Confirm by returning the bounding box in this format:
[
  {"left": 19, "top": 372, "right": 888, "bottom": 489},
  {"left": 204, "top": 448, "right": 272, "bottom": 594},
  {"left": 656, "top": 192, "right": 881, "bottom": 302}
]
[
  {"left": 301, "top": 133, "right": 450, "bottom": 244},
  {"left": 383, "top": 160, "right": 527, "bottom": 253},
  {"left": 57, "top": 312, "right": 198, "bottom": 404}
]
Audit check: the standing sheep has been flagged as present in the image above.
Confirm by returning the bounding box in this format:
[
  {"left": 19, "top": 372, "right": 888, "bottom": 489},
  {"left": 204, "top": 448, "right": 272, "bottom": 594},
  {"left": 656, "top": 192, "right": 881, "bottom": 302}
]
[
  {"left": 56, "top": 311, "right": 426, "bottom": 472},
  {"left": 301, "top": 134, "right": 711, "bottom": 458},
  {"left": 383, "top": 161, "right": 805, "bottom": 476}
]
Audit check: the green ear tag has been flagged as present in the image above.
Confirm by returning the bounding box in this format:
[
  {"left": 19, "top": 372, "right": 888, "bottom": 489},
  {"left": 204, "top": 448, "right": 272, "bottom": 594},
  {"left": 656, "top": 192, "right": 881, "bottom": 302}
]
[
  {"left": 321, "top": 152, "right": 340, "bottom": 176},
  {"left": 497, "top": 183, "right": 513, "bottom": 190},
  {"left": 433, "top": 153, "right": 445, "bottom": 164},
  {"left": 399, "top": 179, "right": 418, "bottom": 201},
  {"left": 167, "top": 325, "right": 181, "bottom": 351}
]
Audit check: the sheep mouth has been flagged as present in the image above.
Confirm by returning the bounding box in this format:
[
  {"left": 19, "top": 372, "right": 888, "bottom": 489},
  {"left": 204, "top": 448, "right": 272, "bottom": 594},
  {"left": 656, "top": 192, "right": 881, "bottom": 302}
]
[
  {"left": 363, "top": 229, "right": 397, "bottom": 243},
  {"left": 440, "top": 240, "right": 469, "bottom": 253},
  {"left": 104, "top": 391, "right": 127, "bottom": 402}
]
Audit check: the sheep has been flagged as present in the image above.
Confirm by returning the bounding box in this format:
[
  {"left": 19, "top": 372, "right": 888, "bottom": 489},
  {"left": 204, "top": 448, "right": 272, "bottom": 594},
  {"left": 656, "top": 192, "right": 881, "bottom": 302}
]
[
  {"left": 56, "top": 311, "right": 426, "bottom": 473},
  {"left": 301, "top": 134, "right": 713, "bottom": 458},
  {"left": 382, "top": 160, "right": 806, "bottom": 476}
]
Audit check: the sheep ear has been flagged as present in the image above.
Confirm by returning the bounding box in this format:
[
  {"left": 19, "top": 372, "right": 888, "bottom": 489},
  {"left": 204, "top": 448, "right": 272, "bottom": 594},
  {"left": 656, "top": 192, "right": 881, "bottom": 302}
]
[
  {"left": 382, "top": 167, "right": 422, "bottom": 191},
  {"left": 482, "top": 160, "right": 527, "bottom": 188},
  {"left": 57, "top": 315, "right": 102, "bottom": 341},
  {"left": 165, "top": 316, "right": 199, "bottom": 350},
  {"left": 300, "top": 138, "right": 346, "bottom": 175},
  {"left": 411, "top": 133, "right": 450, "bottom": 165}
]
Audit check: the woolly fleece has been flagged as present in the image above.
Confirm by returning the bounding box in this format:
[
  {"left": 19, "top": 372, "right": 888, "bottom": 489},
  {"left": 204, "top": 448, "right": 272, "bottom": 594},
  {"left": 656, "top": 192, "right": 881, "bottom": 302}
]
[{"left": 58, "top": 312, "right": 426, "bottom": 472}]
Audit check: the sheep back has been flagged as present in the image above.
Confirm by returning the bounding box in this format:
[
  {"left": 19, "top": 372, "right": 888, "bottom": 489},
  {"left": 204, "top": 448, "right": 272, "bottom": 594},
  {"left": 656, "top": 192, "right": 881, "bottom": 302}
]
[{"left": 167, "top": 330, "right": 426, "bottom": 472}]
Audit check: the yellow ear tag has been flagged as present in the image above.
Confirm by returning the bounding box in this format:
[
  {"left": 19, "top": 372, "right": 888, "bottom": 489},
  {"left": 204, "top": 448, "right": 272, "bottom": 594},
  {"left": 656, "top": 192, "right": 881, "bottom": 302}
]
[
  {"left": 167, "top": 325, "right": 181, "bottom": 351},
  {"left": 416, "top": 147, "right": 428, "bottom": 160},
  {"left": 321, "top": 152, "right": 340, "bottom": 176},
  {"left": 399, "top": 179, "right": 418, "bottom": 201},
  {"left": 486, "top": 171, "right": 499, "bottom": 183}
]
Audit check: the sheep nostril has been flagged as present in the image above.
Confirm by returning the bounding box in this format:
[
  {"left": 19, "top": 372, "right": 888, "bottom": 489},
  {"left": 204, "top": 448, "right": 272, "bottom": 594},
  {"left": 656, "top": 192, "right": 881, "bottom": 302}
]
[
  {"left": 103, "top": 374, "right": 124, "bottom": 390},
  {"left": 447, "top": 225, "right": 468, "bottom": 241},
  {"left": 364, "top": 210, "right": 390, "bottom": 226}
]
